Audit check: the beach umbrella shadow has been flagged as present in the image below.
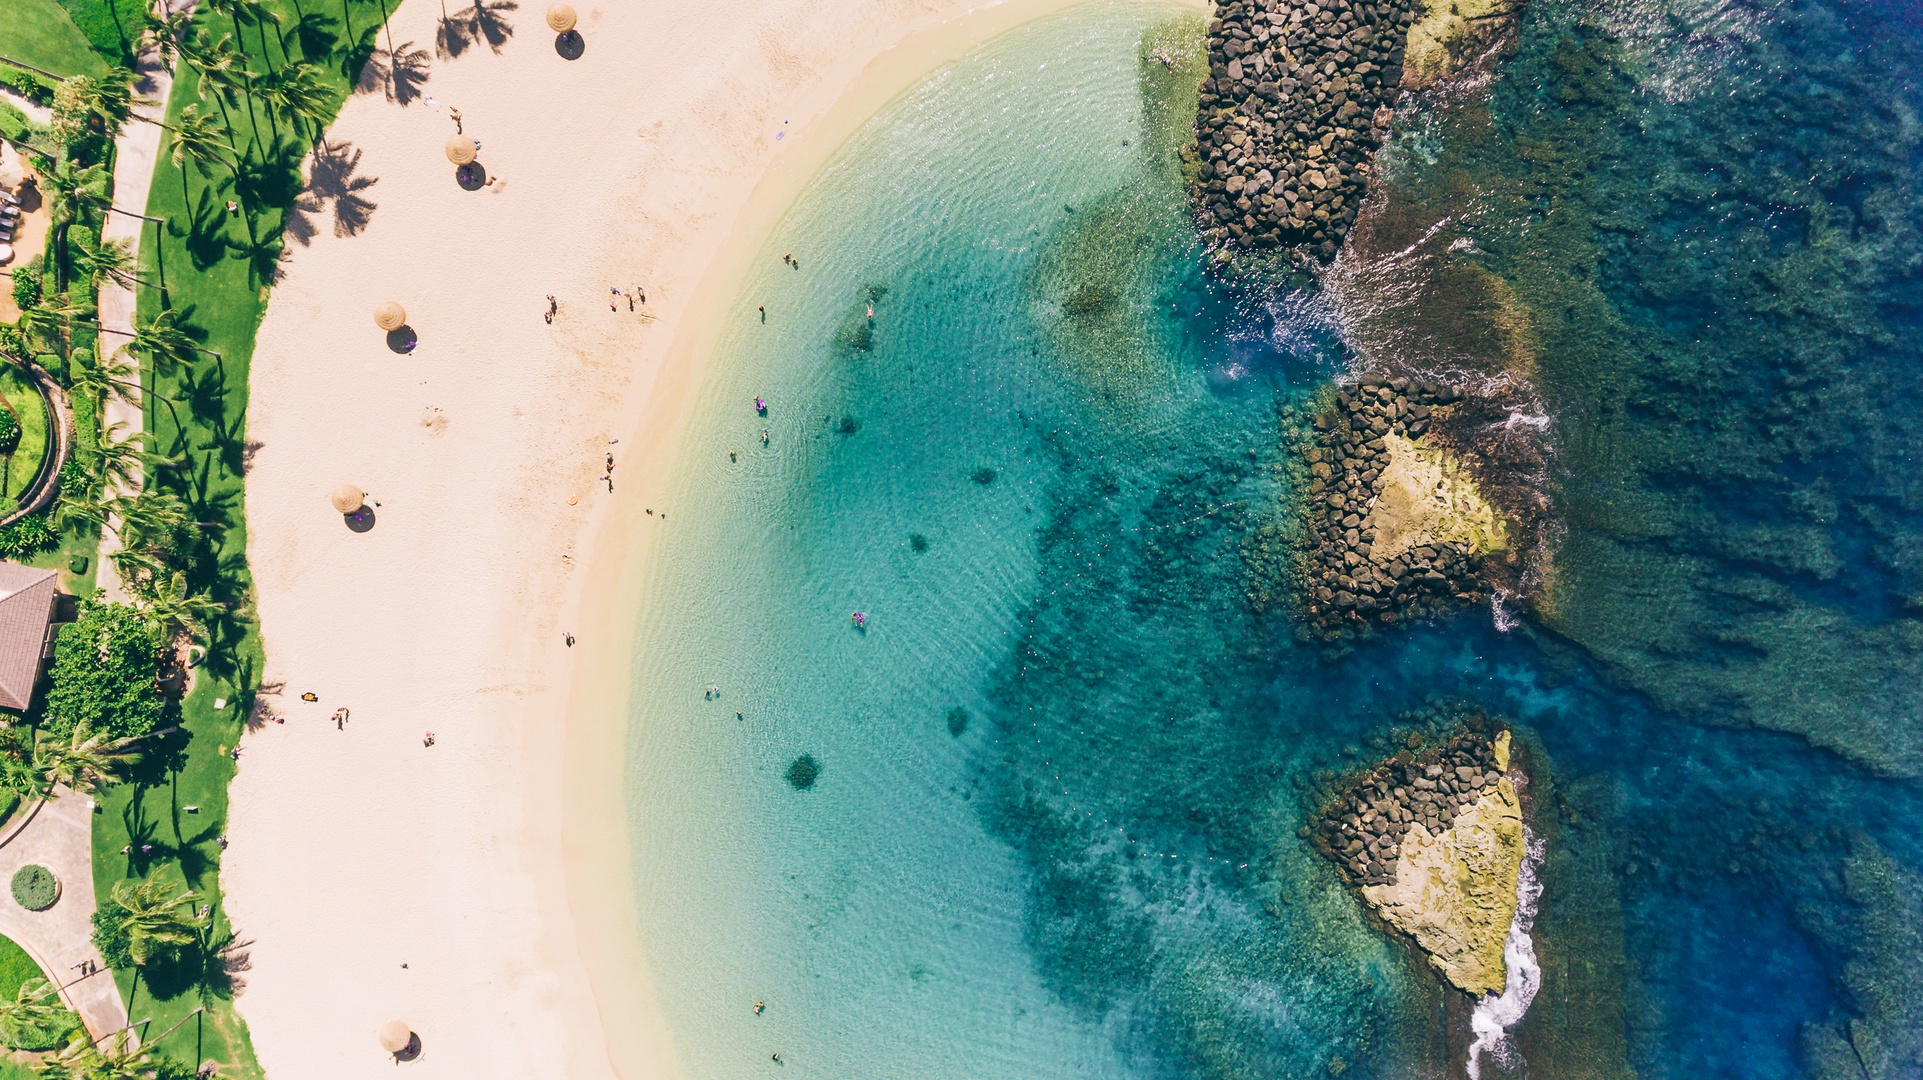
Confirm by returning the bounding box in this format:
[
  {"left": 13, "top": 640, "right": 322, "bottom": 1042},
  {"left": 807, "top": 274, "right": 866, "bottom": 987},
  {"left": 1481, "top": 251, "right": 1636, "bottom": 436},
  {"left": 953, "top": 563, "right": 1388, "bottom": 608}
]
[
  {"left": 344, "top": 506, "right": 378, "bottom": 533},
  {"left": 555, "top": 30, "right": 584, "bottom": 59},
  {"left": 386, "top": 325, "right": 419, "bottom": 353},
  {"left": 455, "top": 162, "right": 488, "bottom": 191}
]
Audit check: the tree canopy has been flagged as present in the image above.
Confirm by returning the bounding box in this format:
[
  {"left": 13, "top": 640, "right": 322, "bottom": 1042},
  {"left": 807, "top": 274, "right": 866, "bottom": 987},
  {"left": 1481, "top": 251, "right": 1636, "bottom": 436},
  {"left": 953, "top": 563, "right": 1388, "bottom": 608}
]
[{"left": 43, "top": 602, "right": 168, "bottom": 739}]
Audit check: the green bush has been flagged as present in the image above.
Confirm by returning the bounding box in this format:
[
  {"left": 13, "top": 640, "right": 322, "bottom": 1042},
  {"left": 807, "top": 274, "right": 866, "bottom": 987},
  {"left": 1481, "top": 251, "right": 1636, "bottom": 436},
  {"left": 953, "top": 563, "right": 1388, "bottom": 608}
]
[
  {"left": 0, "top": 515, "right": 55, "bottom": 558},
  {"left": 0, "top": 68, "right": 56, "bottom": 108},
  {"left": 9, "top": 866, "right": 57, "bottom": 911},
  {"left": 0, "top": 408, "right": 18, "bottom": 455},
  {"left": 0, "top": 326, "right": 22, "bottom": 360},
  {"left": 88, "top": 904, "right": 130, "bottom": 969},
  {"left": 57, "top": 457, "right": 91, "bottom": 498},
  {"left": 44, "top": 601, "right": 167, "bottom": 739},
  {"left": 9, "top": 267, "right": 40, "bottom": 312}
]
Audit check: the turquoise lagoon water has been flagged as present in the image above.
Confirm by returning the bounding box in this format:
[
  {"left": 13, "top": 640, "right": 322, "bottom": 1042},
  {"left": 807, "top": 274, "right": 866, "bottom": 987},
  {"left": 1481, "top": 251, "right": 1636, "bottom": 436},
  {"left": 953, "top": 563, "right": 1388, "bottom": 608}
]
[{"left": 621, "top": 2, "right": 1923, "bottom": 1077}]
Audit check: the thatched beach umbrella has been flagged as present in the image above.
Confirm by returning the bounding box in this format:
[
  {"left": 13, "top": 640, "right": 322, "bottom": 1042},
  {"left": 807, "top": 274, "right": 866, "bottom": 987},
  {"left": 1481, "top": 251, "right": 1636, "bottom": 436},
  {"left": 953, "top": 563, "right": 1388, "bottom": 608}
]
[
  {"left": 378, "top": 1020, "right": 413, "bottom": 1055},
  {"left": 445, "top": 134, "right": 477, "bottom": 166},
  {"left": 331, "top": 484, "right": 366, "bottom": 514},
  {"left": 374, "top": 301, "right": 407, "bottom": 331},
  {"left": 546, "top": 3, "right": 577, "bottom": 32}
]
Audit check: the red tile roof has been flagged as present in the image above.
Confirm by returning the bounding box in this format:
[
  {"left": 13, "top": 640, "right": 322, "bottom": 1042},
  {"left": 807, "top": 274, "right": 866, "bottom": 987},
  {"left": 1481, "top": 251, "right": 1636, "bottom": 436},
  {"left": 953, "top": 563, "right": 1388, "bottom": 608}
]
[{"left": 0, "top": 562, "right": 57, "bottom": 711}]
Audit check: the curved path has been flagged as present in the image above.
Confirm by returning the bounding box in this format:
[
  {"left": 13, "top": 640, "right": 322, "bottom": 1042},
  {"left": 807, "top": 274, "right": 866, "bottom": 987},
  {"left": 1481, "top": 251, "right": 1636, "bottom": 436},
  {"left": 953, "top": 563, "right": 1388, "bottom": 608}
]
[{"left": 0, "top": 788, "right": 129, "bottom": 1042}]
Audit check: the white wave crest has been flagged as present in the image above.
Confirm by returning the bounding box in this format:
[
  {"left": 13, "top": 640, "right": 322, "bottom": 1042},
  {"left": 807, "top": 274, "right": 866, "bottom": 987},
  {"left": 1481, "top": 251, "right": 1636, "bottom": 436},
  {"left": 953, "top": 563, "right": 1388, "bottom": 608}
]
[{"left": 1467, "top": 827, "right": 1545, "bottom": 1080}]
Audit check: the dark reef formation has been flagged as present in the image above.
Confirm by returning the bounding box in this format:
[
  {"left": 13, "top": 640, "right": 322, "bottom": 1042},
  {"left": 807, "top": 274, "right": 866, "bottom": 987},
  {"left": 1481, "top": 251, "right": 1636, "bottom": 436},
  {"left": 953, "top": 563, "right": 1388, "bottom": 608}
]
[
  {"left": 1190, "top": 0, "right": 1417, "bottom": 261},
  {"left": 1300, "top": 374, "right": 1496, "bottom": 638}
]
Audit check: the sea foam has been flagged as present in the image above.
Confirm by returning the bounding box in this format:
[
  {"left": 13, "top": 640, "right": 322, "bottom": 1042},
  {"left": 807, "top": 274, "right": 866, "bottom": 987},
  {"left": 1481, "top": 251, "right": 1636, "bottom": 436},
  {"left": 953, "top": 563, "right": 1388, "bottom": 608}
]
[{"left": 1467, "top": 827, "right": 1545, "bottom": 1080}]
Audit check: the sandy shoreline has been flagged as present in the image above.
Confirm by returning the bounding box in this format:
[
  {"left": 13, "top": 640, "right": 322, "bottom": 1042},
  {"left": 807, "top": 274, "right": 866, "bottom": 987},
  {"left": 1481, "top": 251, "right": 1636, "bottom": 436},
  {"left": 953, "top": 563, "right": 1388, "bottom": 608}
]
[{"left": 230, "top": 0, "right": 1134, "bottom": 1075}]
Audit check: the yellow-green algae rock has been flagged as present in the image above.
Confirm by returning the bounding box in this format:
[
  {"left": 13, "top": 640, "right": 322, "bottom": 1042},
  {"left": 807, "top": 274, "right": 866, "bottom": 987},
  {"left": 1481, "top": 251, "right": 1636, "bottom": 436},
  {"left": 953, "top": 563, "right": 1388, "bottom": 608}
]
[
  {"left": 1403, "top": 0, "right": 1525, "bottom": 88},
  {"left": 1360, "top": 774, "right": 1524, "bottom": 995}
]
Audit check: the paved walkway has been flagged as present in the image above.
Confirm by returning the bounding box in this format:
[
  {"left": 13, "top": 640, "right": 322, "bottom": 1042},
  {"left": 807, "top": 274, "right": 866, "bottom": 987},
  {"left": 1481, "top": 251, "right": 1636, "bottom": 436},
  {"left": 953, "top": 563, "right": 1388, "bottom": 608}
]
[
  {"left": 96, "top": 7, "right": 185, "bottom": 603},
  {"left": 0, "top": 789, "right": 129, "bottom": 1042}
]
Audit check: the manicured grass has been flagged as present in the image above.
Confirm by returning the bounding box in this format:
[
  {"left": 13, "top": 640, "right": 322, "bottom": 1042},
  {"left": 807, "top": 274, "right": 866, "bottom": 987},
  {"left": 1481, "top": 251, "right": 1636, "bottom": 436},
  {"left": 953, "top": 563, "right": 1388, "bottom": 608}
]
[
  {"left": 0, "top": 931, "right": 48, "bottom": 1001},
  {"left": 0, "top": 364, "right": 51, "bottom": 511},
  {"left": 92, "top": 1, "right": 392, "bottom": 1074},
  {"left": 0, "top": 0, "right": 109, "bottom": 79},
  {"left": 50, "top": 0, "right": 146, "bottom": 65}
]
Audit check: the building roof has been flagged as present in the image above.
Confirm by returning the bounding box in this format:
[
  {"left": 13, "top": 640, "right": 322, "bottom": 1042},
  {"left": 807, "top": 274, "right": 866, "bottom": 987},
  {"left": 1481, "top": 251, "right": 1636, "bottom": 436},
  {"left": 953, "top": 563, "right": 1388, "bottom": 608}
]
[{"left": 0, "top": 562, "right": 57, "bottom": 711}]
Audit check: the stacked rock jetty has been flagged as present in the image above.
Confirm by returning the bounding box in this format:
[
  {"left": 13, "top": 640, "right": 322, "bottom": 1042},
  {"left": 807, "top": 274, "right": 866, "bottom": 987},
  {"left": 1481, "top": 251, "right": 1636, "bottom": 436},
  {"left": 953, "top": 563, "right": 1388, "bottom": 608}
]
[
  {"left": 1192, "top": 0, "right": 1418, "bottom": 261},
  {"left": 1320, "top": 729, "right": 1507, "bottom": 888},
  {"left": 1301, "top": 375, "right": 1488, "bottom": 637}
]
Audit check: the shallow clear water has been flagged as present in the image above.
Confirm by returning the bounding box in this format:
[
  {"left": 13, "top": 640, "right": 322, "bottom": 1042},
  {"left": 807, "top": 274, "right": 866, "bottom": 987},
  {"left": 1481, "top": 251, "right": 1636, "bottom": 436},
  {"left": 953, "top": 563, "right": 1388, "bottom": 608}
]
[{"left": 621, "top": 2, "right": 1923, "bottom": 1077}]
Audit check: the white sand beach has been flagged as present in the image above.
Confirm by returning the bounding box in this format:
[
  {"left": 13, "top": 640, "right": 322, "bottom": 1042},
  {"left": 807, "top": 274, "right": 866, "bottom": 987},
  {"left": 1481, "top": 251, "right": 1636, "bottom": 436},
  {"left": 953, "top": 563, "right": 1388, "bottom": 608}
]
[{"left": 228, "top": 0, "right": 1105, "bottom": 1075}]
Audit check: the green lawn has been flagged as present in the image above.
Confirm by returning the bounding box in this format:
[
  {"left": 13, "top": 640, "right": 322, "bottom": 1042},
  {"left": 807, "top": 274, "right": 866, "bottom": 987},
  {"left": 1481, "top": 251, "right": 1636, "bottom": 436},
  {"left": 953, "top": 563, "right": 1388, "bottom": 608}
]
[
  {"left": 50, "top": 0, "right": 146, "bottom": 64},
  {"left": 0, "top": 0, "right": 109, "bottom": 79},
  {"left": 91, "top": 1, "right": 393, "bottom": 1074},
  {"left": 0, "top": 364, "right": 51, "bottom": 512},
  {"left": 0, "top": 930, "right": 46, "bottom": 1001}
]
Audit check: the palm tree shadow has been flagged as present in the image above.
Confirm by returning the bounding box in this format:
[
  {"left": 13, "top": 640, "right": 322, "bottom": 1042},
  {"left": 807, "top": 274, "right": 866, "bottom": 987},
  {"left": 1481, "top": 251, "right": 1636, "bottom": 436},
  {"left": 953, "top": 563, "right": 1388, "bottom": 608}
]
[
  {"left": 303, "top": 142, "right": 379, "bottom": 240},
  {"left": 438, "top": 0, "right": 517, "bottom": 58},
  {"left": 175, "top": 189, "right": 234, "bottom": 272},
  {"left": 357, "top": 41, "right": 432, "bottom": 106},
  {"left": 284, "top": 11, "right": 341, "bottom": 60}
]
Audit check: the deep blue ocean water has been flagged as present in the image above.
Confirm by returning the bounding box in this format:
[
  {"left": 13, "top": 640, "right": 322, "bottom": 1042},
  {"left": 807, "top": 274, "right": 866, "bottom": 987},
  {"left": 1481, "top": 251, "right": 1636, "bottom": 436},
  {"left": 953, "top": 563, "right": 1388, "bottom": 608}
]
[{"left": 620, "top": 2, "right": 1923, "bottom": 1076}]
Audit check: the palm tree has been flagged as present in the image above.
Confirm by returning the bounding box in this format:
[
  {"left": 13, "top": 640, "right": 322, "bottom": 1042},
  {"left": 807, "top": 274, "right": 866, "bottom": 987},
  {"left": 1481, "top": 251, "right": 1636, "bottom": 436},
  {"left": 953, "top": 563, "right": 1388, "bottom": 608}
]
[
  {"left": 0, "top": 978, "right": 76, "bottom": 1049},
  {"left": 75, "top": 237, "right": 143, "bottom": 292},
  {"left": 271, "top": 61, "right": 335, "bottom": 149},
  {"left": 142, "top": 6, "right": 198, "bottom": 74},
  {"left": 50, "top": 69, "right": 151, "bottom": 141},
  {"left": 67, "top": 348, "right": 143, "bottom": 410},
  {"left": 110, "top": 869, "right": 205, "bottom": 967},
  {"left": 40, "top": 720, "right": 143, "bottom": 795},
  {"left": 111, "top": 490, "right": 196, "bottom": 592},
  {"left": 188, "top": 34, "right": 261, "bottom": 157},
  {"left": 42, "top": 1028, "right": 153, "bottom": 1080},
  {"left": 0, "top": 727, "right": 46, "bottom": 800},
  {"left": 169, "top": 103, "right": 238, "bottom": 204},
  {"left": 138, "top": 571, "right": 224, "bottom": 643},
  {"left": 35, "top": 156, "right": 109, "bottom": 227},
  {"left": 116, "top": 310, "right": 204, "bottom": 375},
  {"left": 208, "top": 0, "right": 285, "bottom": 71},
  {"left": 17, "top": 295, "right": 84, "bottom": 352},
  {"left": 96, "top": 423, "right": 167, "bottom": 493}
]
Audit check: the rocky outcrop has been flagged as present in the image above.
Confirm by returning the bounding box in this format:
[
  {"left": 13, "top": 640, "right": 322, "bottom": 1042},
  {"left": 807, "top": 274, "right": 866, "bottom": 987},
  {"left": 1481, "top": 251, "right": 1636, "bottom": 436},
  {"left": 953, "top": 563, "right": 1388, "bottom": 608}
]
[
  {"left": 1191, "top": 0, "right": 1419, "bottom": 262},
  {"left": 1299, "top": 374, "right": 1501, "bottom": 637},
  {"left": 1319, "top": 728, "right": 1523, "bottom": 996},
  {"left": 1402, "top": 0, "right": 1524, "bottom": 88}
]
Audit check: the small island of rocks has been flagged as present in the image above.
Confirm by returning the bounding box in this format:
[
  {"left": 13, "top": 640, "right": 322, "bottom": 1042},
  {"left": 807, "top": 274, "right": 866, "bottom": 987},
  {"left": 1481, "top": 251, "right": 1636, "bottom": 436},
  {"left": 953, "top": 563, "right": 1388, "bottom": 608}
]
[
  {"left": 1298, "top": 374, "right": 1505, "bottom": 638},
  {"left": 1318, "top": 726, "right": 1524, "bottom": 996}
]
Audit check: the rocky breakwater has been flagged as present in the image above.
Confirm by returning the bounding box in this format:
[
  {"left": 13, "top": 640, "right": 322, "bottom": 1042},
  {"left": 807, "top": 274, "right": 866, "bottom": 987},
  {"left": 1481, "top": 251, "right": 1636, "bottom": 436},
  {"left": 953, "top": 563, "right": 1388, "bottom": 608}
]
[
  {"left": 1319, "top": 728, "right": 1523, "bottom": 996},
  {"left": 1191, "top": 0, "right": 1417, "bottom": 262},
  {"left": 1299, "top": 374, "right": 1505, "bottom": 638}
]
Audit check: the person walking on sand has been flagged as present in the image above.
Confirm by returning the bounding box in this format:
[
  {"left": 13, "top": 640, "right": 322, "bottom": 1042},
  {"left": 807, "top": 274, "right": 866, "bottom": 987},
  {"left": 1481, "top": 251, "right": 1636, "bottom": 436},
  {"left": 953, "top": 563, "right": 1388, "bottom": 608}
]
[{"left": 450, "top": 108, "right": 463, "bottom": 133}]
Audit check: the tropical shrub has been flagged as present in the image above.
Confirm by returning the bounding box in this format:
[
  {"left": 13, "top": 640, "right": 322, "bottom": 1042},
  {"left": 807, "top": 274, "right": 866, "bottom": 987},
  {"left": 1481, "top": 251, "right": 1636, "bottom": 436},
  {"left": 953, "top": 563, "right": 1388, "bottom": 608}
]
[
  {"left": 8, "top": 267, "right": 39, "bottom": 312},
  {"left": 0, "top": 978, "right": 79, "bottom": 1052},
  {"left": 0, "top": 408, "right": 17, "bottom": 454},
  {"left": 44, "top": 601, "right": 167, "bottom": 739},
  {"left": 0, "top": 515, "right": 55, "bottom": 558},
  {"left": 88, "top": 906, "right": 131, "bottom": 969},
  {"left": 8, "top": 866, "right": 57, "bottom": 912},
  {"left": 0, "top": 326, "right": 22, "bottom": 360}
]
